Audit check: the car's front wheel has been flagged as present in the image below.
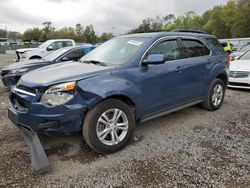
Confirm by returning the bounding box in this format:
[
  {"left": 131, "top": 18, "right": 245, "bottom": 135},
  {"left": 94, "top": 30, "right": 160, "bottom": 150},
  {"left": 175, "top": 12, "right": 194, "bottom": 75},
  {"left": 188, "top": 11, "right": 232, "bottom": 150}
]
[
  {"left": 83, "top": 99, "right": 135, "bottom": 153},
  {"left": 202, "top": 78, "right": 226, "bottom": 111}
]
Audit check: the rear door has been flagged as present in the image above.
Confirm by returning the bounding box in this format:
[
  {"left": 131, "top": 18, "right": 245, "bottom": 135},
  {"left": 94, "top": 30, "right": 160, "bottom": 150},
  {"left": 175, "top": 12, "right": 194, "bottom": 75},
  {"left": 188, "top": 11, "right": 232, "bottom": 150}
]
[{"left": 179, "top": 37, "right": 212, "bottom": 100}]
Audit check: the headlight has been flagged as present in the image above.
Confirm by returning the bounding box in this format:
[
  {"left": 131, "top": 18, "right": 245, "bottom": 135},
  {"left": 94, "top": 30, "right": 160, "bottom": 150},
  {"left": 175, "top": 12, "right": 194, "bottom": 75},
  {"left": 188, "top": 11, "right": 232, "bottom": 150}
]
[
  {"left": 9, "top": 68, "right": 28, "bottom": 74},
  {"left": 40, "top": 82, "right": 76, "bottom": 106}
]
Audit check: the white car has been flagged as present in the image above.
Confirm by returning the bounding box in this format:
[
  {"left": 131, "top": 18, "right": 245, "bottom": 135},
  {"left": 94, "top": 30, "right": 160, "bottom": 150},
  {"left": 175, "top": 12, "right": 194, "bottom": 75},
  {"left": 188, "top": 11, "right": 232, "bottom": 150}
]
[
  {"left": 16, "top": 39, "right": 76, "bottom": 61},
  {"left": 229, "top": 51, "right": 250, "bottom": 89},
  {"left": 230, "top": 44, "right": 250, "bottom": 60}
]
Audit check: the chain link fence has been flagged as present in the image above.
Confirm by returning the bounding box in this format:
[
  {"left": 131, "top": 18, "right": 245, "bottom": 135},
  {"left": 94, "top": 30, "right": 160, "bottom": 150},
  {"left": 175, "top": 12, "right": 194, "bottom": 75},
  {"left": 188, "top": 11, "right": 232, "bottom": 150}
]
[{"left": 0, "top": 44, "right": 39, "bottom": 54}]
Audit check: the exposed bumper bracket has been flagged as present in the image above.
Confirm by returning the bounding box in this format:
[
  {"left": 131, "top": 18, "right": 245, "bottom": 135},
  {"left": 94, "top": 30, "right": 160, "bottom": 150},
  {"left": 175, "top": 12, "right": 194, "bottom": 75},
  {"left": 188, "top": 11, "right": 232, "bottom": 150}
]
[{"left": 18, "top": 125, "right": 51, "bottom": 174}]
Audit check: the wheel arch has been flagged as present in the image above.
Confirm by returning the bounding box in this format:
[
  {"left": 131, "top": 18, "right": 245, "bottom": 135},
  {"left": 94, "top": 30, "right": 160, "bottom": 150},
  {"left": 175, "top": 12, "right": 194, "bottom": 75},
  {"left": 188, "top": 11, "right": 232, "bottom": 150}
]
[
  {"left": 216, "top": 72, "right": 228, "bottom": 86},
  {"left": 77, "top": 76, "right": 142, "bottom": 119},
  {"left": 29, "top": 55, "right": 42, "bottom": 60}
]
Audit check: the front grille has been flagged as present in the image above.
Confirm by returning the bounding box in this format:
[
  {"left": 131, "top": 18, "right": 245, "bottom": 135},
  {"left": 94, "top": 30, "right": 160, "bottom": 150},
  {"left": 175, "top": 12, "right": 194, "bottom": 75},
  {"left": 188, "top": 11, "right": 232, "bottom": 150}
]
[
  {"left": 10, "top": 93, "right": 30, "bottom": 111},
  {"left": 229, "top": 71, "right": 250, "bottom": 78},
  {"left": 16, "top": 84, "right": 37, "bottom": 95},
  {"left": 229, "top": 82, "right": 250, "bottom": 87}
]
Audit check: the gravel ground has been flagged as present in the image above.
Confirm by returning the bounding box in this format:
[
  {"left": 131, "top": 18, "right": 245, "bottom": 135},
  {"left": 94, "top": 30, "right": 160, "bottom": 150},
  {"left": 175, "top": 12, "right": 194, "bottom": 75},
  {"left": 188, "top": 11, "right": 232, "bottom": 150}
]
[{"left": 0, "top": 54, "right": 249, "bottom": 187}]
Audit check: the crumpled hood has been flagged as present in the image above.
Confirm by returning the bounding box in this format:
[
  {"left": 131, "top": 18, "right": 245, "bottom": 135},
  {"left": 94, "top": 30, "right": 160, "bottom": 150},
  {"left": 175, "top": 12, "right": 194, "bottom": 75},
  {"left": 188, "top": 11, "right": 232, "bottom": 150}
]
[
  {"left": 20, "top": 62, "right": 111, "bottom": 87},
  {"left": 16, "top": 48, "right": 39, "bottom": 53},
  {"left": 230, "top": 60, "right": 250, "bottom": 71},
  {"left": 2, "top": 59, "right": 49, "bottom": 71}
]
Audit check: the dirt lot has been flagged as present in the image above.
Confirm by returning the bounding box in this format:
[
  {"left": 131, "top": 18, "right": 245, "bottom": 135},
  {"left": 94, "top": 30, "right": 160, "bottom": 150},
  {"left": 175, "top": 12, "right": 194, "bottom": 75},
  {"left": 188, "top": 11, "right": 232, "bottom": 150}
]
[{"left": 0, "top": 54, "right": 249, "bottom": 187}]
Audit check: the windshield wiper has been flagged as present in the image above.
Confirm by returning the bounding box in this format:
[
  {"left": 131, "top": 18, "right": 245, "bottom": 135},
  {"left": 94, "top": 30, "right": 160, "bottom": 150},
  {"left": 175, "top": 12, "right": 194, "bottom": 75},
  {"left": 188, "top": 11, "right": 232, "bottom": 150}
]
[{"left": 83, "top": 60, "right": 107, "bottom": 66}]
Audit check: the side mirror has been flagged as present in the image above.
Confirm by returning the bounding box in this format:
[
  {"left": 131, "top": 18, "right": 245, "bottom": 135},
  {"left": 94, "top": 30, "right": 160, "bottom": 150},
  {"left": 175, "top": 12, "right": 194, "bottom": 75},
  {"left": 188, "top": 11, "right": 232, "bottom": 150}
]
[
  {"left": 61, "top": 57, "right": 69, "bottom": 62},
  {"left": 142, "top": 54, "right": 165, "bottom": 66},
  {"left": 47, "top": 46, "right": 53, "bottom": 51}
]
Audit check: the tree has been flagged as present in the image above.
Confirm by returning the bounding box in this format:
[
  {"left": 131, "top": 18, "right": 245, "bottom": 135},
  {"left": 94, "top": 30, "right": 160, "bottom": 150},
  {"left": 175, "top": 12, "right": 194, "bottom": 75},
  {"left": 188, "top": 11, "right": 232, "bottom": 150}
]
[
  {"left": 97, "top": 32, "right": 114, "bottom": 42},
  {"left": 8, "top": 31, "right": 22, "bottom": 42},
  {"left": 75, "top": 23, "right": 84, "bottom": 42},
  {"left": 41, "top": 21, "right": 55, "bottom": 40},
  {"left": 0, "top": 29, "right": 7, "bottom": 38},
  {"left": 83, "top": 25, "right": 97, "bottom": 43},
  {"left": 54, "top": 27, "right": 76, "bottom": 40},
  {"left": 22, "top": 28, "right": 43, "bottom": 42},
  {"left": 128, "top": 16, "right": 164, "bottom": 33},
  {"left": 163, "top": 11, "right": 203, "bottom": 31},
  {"left": 231, "top": 0, "right": 250, "bottom": 37}
]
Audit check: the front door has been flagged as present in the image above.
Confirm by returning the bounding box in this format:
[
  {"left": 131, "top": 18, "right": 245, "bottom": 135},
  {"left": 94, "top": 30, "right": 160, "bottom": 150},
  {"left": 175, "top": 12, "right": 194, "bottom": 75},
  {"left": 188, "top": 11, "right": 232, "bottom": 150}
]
[{"left": 139, "top": 38, "right": 187, "bottom": 115}]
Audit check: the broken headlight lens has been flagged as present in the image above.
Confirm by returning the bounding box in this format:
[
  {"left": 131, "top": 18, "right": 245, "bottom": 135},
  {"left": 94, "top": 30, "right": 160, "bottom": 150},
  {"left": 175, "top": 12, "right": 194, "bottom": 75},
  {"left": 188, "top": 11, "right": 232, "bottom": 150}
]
[{"left": 41, "top": 82, "right": 76, "bottom": 106}]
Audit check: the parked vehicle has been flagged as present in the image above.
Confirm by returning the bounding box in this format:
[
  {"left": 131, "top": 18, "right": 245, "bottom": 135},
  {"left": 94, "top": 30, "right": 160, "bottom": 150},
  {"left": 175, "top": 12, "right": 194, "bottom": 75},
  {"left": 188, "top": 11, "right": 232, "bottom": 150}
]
[
  {"left": 229, "top": 50, "right": 250, "bottom": 89},
  {"left": 230, "top": 44, "right": 250, "bottom": 60},
  {"left": 15, "top": 39, "right": 76, "bottom": 61},
  {"left": 1, "top": 45, "right": 94, "bottom": 89},
  {"left": 8, "top": 32, "right": 229, "bottom": 173}
]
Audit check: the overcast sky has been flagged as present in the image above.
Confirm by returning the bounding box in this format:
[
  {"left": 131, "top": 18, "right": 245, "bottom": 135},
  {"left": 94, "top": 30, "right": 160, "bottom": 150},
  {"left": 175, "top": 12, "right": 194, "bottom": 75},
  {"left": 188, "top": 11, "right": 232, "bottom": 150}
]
[{"left": 0, "top": 0, "right": 227, "bottom": 35}]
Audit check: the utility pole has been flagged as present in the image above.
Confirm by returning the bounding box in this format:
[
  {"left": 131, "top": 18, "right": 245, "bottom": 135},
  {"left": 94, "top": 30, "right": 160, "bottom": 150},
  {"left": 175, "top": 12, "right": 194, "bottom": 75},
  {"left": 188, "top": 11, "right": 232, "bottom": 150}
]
[
  {"left": 112, "top": 26, "right": 115, "bottom": 35},
  {"left": 5, "top": 26, "right": 8, "bottom": 41}
]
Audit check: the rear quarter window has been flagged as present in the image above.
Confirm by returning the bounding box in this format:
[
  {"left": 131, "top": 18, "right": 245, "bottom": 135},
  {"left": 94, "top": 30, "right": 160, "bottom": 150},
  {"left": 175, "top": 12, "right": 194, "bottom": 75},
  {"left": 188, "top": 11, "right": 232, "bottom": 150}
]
[
  {"left": 63, "top": 41, "right": 73, "bottom": 47},
  {"left": 207, "top": 38, "right": 225, "bottom": 54}
]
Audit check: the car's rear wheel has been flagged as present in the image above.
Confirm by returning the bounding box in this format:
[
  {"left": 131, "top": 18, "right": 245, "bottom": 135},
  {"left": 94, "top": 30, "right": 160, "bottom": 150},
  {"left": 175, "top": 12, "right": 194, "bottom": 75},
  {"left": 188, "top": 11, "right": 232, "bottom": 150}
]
[
  {"left": 202, "top": 78, "right": 226, "bottom": 111},
  {"left": 83, "top": 99, "right": 135, "bottom": 153}
]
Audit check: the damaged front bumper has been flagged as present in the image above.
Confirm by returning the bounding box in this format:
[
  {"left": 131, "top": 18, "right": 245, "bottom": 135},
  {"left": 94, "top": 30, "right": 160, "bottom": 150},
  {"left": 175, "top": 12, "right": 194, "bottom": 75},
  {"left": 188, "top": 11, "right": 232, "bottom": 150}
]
[
  {"left": 8, "top": 87, "right": 86, "bottom": 174},
  {"left": 8, "top": 107, "right": 51, "bottom": 174}
]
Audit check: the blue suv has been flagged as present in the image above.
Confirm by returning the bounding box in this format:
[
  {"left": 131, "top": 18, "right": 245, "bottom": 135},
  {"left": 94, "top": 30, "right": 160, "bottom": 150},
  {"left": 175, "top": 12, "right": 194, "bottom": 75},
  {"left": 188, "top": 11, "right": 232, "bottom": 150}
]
[{"left": 8, "top": 32, "right": 229, "bottom": 156}]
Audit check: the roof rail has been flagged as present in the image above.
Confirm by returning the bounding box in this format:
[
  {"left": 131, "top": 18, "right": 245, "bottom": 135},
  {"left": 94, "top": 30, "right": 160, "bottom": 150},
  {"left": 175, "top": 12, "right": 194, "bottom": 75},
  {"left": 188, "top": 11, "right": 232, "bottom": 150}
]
[{"left": 172, "top": 29, "right": 208, "bottom": 34}]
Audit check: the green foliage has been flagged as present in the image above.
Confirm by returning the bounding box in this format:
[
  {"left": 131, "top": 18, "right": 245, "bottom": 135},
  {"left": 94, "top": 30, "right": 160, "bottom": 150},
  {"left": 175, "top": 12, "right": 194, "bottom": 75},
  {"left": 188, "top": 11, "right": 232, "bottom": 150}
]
[
  {"left": 22, "top": 28, "right": 43, "bottom": 42},
  {"left": 0, "top": 29, "right": 7, "bottom": 38},
  {"left": 8, "top": 31, "right": 22, "bottom": 41},
  {"left": 83, "top": 25, "right": 97, "bottom": 43},
  {"left": 98, "top": 32, "right": 114, "bottom": 42},
  {"left": 231, "top": 0, "right": 250, "bottom": 37},
  {"left": 128, "top": 16, "right": 164, "bottom": 33},
  {"left": 21, "top": 22, "right": 112, "bottom": 43},
  {"left": 129, "top": 0, "right": 250, "bottom": 38},
  {"left": 54, "top": 27, "right": 76, "bottom": 40}
]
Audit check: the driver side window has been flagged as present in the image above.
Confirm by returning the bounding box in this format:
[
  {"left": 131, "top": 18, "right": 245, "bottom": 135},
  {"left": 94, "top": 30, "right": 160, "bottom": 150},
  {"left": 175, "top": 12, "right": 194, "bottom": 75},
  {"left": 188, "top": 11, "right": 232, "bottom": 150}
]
[
  {"left": 50, "top": 42, "right": 63, "bottom": 50},
  {"left": 148, "top": 40, "right": 181, "bottom": 62}
]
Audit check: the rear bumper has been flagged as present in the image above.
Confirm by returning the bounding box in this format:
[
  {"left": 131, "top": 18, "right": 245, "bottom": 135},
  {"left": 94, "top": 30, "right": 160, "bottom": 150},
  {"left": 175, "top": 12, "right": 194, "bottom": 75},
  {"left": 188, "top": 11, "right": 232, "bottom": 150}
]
[{"left": 8, "top": 91, "right": 87, "bottom": 134}]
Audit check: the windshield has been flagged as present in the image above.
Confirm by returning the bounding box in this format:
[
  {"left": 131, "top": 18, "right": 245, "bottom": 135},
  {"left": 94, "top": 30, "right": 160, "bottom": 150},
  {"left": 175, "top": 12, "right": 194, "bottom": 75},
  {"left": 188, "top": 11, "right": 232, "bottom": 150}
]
[
  {"left": 239, "top": 51, "right": 250, "bottom": 60},
  {"left": 80, "top": 37, "right": 149, "bottom": 65},
  {"left": 239, "top": 45, "right": 250, "bottom": 52},
  {"left": 38, "top": 40, "right": 52, "bottom": 48},
  {"left": 42, "top": 47, "right": 70, "bottom": 61}
]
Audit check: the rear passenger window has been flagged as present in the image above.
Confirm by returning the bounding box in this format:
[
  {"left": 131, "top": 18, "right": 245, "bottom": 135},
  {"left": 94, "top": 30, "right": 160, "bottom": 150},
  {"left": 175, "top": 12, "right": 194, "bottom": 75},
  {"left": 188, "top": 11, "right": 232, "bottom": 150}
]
[
  {"left": 149, "top": 40, "right": 181, "bottom": 62},
  {"left": 181, "top": 39, "right": 210, "bottom": 58},
  {"left": 63, "top": 41, "right": 73, "bottom": 47},
  {"left": 63, "top": 49, "right": 84, "bottom": 61},
  {"left": 207, "top": 38, "right": 225, "bottom": 54}
]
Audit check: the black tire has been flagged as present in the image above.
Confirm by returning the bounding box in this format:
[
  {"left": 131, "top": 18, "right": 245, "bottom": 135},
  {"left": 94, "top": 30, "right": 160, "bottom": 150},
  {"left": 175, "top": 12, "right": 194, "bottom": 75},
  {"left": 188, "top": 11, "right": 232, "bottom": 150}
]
[
  {"left": 83, "top": 99, "right": 135, "bottom": 153},
  {"left": 202, "top": 78, "right": 226, "bottom": 111}
]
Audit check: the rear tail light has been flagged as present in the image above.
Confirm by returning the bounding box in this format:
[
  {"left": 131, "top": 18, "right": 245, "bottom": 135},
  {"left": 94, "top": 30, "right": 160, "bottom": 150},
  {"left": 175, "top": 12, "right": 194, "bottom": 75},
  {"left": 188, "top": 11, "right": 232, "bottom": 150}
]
[{"left": 226, "top": 55, "right": 230, "bottom": 65}]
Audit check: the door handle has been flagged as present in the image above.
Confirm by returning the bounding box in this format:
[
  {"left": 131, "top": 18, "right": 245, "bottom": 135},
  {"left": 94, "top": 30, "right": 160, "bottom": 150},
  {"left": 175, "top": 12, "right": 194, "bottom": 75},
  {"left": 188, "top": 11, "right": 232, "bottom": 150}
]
[
  {"left": 176, "top": 66, "right": 183, "bottom": 73},
  {"left": 207, "top": 59, "right": 212, "bottom": 64}
]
